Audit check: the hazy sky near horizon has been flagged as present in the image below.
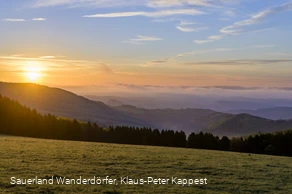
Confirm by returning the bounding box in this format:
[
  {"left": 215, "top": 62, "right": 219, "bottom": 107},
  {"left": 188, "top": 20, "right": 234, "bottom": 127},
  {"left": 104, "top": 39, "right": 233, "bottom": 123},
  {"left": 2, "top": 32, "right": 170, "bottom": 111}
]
[{"left": 1, "top": 0, "right": 292, "bottom": 95}]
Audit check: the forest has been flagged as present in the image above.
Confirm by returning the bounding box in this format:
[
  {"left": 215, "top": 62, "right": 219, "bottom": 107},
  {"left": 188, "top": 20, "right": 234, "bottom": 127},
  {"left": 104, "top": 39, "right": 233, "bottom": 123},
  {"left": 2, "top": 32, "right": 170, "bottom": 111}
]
[{"left": 1, "top": 94, "right": 292, "bottom": 157}]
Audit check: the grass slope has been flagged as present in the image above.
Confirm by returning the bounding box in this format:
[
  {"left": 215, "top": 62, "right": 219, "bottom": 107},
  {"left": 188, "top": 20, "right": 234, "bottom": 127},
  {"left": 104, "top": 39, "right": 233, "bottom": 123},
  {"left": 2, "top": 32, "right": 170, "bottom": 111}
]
[{"left": 1, "top": 137, "right": 291, "bottom": 194}]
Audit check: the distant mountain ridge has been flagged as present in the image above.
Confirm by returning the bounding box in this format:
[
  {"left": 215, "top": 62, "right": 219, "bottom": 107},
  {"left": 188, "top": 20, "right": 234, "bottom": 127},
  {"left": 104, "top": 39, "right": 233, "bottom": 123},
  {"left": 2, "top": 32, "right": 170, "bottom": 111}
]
[
  {"left": 86, "top": 94, "right": 292, "bottom": 111},
  {"left": 228, "top": 107, "right": 292, "bottom": 120},
  {"left": 1, "top": 82, "right": 292, "bottom": 137}
]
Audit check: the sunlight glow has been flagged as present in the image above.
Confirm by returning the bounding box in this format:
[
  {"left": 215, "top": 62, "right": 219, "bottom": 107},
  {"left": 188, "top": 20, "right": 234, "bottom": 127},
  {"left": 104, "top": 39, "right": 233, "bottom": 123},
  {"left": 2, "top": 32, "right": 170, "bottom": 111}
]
[{"left": 24, "top": 61, "right": 43, "bottom": 82}]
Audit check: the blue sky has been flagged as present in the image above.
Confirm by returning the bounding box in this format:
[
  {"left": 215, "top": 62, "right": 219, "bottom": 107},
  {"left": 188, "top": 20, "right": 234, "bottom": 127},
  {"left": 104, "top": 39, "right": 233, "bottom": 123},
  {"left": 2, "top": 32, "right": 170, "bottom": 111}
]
[{"left": 1, "top": 0, "right": 292, "bottom": 93}]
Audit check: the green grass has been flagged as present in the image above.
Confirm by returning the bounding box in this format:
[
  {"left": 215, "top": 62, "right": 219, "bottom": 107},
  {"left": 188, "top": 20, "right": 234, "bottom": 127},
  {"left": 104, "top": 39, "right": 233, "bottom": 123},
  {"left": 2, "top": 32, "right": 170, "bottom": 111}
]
[{"left": 1, "top": 136, "right": 292, "bottom": 194}]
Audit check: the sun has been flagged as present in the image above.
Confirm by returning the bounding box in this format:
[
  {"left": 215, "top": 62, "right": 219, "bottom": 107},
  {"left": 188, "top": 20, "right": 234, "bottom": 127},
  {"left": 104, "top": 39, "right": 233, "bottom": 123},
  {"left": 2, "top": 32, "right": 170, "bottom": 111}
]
[
  {"left": 27, "top": 71, "right": 39, "bottom": 81},
  {"left": 24, "top": 61, "right": 43, "bottom": 82}
]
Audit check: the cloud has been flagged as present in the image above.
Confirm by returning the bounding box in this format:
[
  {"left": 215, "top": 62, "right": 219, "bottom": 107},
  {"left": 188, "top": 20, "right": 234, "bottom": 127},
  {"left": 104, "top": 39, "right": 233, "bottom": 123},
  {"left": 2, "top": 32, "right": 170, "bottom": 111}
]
[
  {"left": 176, "top": 20, "right": 208, "bottom": 32},
  {"left": 177, "top": 47, "right": 236, "bottom": 57},
  {"left": 151, "top": 17, "right": 182, "bottom": 23},
  {"left": 115, "top": 83, "right": 292, "bottom": 91},
  {"left": 83, "top": 9, "right": 205, "bottom": 18},
  {"left": 100, "top": 63, "right": 113, "bottom": 74},
  {"left": 0, "top": 55, "right": 113, "bottom": 74},
  {"left": 3, "top": 19, "right": 26, "bottom": 22},
  {"left": 141, "top": 48, "right": 238, "bottom": 66},
  {"left": 201, "top": 86, "right": 261, "bottom": 90},
  {"left": 221, "top": 2, "right": 292, "bottom": 35},
  {"left": 140, "top": 58, "right": 171, "bottom": 67},
  {"left": 131, "top": 36, "right": 163, "bottom": 41},
  {"left": 146, "top": 0, "right": 239, "bottom": 8},
  {"left": 194, "top": 35, "right": 224, "bottom": 44},
  {"left": 252, "top": 45, "right": 276, "bottom": 48},
  {"left": 39, "top": 56, "right": 56, "bottom": 59},
  {"left": 276, "top": 87, "right": 292, "bottom": 91},
  {"left": 147, "top": 0, "right": 212, "bottom": 8},
  {"left": 194, "top": 28, "right": 274, "bottom": 44},
  {"left": 184, "top": 59, "right": 292, "bottom": 66},
  {"left": 224, "top": 10, "right": 236, "bottom": 17},
  {"left": 179, "top": 21, "right": 197, "bottom": 25},
  {"left": 123, "top": 35, "right": 163, "bottom": 44},
  {"left": 176, "top": 26, "right": 199, "bottom": 32},
  {"left": 195, "top": 1, "right": 292, "bottom": 44},
  {"left": 33, "top": 0, "right": 73, "bottom": 7},
  {"left": 141, "top": 45, "right": 281, "bottom": 67},
  {"left": 267, "top": 52, "right": 292, "bottom": 57},
  {"left": 32, "top": 0, "right": 235, "bottom": 9},
  {"left": 32, "top": 18, "right": 46, "bottom": 21},
  {"left": 33, "top": 0, "right": 141, "bottom": 8},
  {"left": 2, "top": 18, "right": 46, "bottom": 22}
]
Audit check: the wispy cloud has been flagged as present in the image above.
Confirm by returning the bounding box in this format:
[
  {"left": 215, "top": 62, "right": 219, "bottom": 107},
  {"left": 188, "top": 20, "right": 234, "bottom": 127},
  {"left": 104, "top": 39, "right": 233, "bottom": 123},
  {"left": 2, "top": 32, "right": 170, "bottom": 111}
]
[
  {"left": 176, "top": 20, "right": 208, "bottom": 32},
  {"left": 140, "top": 48, "right": 237, "bottom": 66},
  {"left": 0, "top": 55, "right": 113, "bottom": 74},
  {"left": 33, "top": 0, "right": 73, "bottom": 8},
  {"left": 221, "top": 2, "right": 292, "bottom": 35},
  {"left": 33, "top": 0, "right": 140, "bottom": 8},
  {"left": 267, "top": 52, "right": 292, "bottom": 57},
  {"left": 32, "top": 0, "right": 235, "bottom": 9},
  {"left": 140, "top": 58, "right": 171, "bottom": 67},
  {"left": 176, "top": 26, "right": 202, "bottom": 32},
  {"left": 195, "top": 1, "right": 292, "bottom": 44},
  {"left": 83, "top": 9, "right": 205, "bottom": 18},
  {"left": 32, "top": 18, "right": 46, "bottom": 21},
  {"left": 252, "top": 45, "right": 276, "bottom": 48},
  {"left": 224, "top": 9, "right": 237, "bottom": 17},
  {"left": 123, "top": 35, "right": 163, "bottom": 44},
  {"left": 177, "top": 47, "right": 236, "bottom": 57},
  {"left": 100, "top": 63, "right": 113, "bottom": 74},
  {"left": 194, "top": 35, "right": 224, "bottom": 44},
  {"left": 140, "top": 45, "right": 283, "bottom": 67},
  {"left": 39, "top": 56, "right": 56, "bottom": 59},
  {"left": 184, "top": 59, "right": 292, "bottom": 66},
  {"left": 179, "top": 21, "right": 197, "bottom": 25},
  {"left": 115, "top": 83, "right": 292, "bottom": 91},
  {"left": 152, "top": 17, "right": 182, "bottom": 23},
  {"left": 3, "top": 18, "right": 26, "bottom": 22},
  {"left": 147, "top": 0, "right": 212, "bottom": 8},
  {"left": 2, "top": 18, "right": 46, "bottom": 22},
  {"left": 146, "top": 0, "right": 239, "bottom": 8},
  {"left": 194, "top": 28, "right": 274, "bottom": 44}
]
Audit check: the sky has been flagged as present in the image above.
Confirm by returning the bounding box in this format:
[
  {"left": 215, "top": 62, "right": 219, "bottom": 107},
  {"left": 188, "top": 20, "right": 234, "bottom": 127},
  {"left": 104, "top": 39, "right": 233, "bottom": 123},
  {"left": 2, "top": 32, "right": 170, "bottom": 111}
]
[{"left": 1, "top": 0, "right": 292, "bottom": 96}]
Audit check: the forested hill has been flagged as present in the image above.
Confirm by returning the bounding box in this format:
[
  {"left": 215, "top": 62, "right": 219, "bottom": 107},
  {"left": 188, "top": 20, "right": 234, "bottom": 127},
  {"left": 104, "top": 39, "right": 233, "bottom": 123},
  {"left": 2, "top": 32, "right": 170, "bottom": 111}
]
[
  {"left": 1, "top": 82, "right": 292, "bottom": 137},
  {"left": 114, "top": 105, "right": 229, "bottom": 134},
  {"left": 0, "top": 94, "right": 184, "bottom": 145},
  {"left": 204, "top": 113, "right": 292, "bottom": 137},
  {"left": 1, "top": 94, "right": 292, "bottom": 157},
  {"left": 0, "top": 82, "right": 148, "bottom": 128}
]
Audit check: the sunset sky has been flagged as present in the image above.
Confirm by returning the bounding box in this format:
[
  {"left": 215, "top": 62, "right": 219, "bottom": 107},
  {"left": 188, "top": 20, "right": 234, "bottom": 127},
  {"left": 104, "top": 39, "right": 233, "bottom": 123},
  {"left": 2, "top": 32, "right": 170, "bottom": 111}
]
[{"left": 1, "top": 0, "right": 292, "bottom": 95}]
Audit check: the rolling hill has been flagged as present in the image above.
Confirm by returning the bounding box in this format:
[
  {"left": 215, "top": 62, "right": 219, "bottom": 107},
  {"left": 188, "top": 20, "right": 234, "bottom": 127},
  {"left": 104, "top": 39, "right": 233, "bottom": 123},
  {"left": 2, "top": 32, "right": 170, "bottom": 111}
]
[
  {"left": 114, "top": 105, "right": 230, "bottom": 134},
  {"left": 0, "top": 82, "right": 146, "bottom": 127},
  {"left": 1, "top": 82, "right": 292, "bottom": 136},
  {"left": 204, "top": 113, "right": 292, "bottom": 136}
]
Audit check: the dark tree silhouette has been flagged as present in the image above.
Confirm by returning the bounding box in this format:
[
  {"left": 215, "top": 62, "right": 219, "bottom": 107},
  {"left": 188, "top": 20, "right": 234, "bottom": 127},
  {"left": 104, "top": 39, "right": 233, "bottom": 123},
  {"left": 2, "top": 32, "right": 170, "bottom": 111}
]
[{"left": 0, "top": 94, "right": 291, "bottom": 157}]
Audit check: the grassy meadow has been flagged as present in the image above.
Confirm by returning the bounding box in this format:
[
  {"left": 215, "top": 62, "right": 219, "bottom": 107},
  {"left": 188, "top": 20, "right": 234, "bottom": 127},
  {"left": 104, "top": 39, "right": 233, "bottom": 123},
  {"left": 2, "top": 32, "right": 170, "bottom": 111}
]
[{"left": 0, "top": 136, "right": 292, "bottom": 194}]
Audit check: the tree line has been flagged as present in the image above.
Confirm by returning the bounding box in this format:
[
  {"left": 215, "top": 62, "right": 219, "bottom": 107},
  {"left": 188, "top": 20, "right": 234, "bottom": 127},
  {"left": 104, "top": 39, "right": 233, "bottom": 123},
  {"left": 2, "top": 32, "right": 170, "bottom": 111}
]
[{"left": 1, "top": 94, "right": 292, "bottom": 157}]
